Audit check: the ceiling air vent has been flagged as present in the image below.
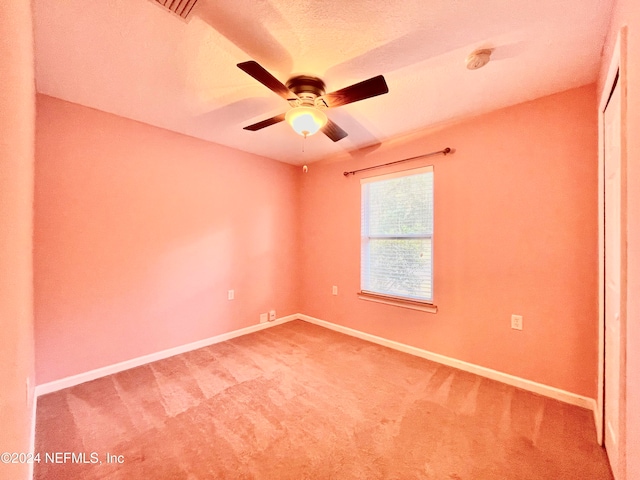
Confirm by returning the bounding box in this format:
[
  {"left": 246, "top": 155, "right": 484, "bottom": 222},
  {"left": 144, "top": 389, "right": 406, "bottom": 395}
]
[{"left": 151, "top": 0, "right": 199, "bottom": 21}]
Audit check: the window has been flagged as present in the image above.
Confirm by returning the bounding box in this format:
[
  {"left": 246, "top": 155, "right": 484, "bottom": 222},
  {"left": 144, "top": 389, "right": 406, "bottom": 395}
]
[{"left": 360, "top": 166, "right": 433, "bottom": 305}]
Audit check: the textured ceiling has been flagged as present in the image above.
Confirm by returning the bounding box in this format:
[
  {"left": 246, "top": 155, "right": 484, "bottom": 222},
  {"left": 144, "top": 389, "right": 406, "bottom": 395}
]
[{"left": 34, "top": 0, "right": 614, "bottom": 165}]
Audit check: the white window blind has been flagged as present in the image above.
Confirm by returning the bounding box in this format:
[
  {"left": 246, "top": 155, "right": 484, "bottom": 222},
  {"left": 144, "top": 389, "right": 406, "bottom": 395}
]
[{"left": 361, "top": 166, "right": 433, "bottom": 302}]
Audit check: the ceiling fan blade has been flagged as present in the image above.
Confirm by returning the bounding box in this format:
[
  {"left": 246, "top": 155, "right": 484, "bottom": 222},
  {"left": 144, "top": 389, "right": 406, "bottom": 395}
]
[
  {"left": 237, "top": 61, "right": 298, "bottom": 101},
  {"left": 243, "top": 113, "right": 286, "bottom": 131},
  {"left": 321, "top": 119, "right": 348, "bottom": 142},
  {"left": 323, "top": 75, "right": 389, "bottom": 108}
]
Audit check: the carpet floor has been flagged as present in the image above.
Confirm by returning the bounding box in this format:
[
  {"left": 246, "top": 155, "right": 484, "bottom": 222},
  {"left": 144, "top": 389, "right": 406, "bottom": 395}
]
[{"left": 35, "top": 320, "right": 613, "bottom": 479}]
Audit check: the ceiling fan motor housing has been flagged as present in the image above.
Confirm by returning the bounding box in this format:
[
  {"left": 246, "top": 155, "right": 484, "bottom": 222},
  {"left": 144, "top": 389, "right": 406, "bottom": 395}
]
[
  {"left": 286, "top": 75, "right": 327, "bottom": 106},
  {"left": 286, "top": 75, "right": 326, "bottom": 97}
]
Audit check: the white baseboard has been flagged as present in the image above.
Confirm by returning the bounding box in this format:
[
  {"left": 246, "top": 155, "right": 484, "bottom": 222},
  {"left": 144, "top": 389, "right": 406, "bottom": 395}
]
[
  {"left": 35, "top": 312, "right": 596, "bottom": 416},
  {"left": 29, "top": 380, "right": 37, "bottom": 479},
  {"left": 35, "top": 315, "right": 297, "bottom": 397},
  {"left": 298, "top": 314, "right": 597, "bottom": 411},
  {"left": 593, "top": 400, "right": 603, "bottom": 445}
]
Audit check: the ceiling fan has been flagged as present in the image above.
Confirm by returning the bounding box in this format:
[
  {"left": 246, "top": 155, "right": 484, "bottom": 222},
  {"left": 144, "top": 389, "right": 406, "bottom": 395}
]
[{"left": 237, "top": 60, "right": 389, "bottom": 142}]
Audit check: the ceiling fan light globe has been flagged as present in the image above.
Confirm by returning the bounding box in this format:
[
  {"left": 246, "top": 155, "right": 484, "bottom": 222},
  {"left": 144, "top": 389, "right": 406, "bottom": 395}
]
[{"left": 285, "top": 107, "right": 327, "bottom": 137}]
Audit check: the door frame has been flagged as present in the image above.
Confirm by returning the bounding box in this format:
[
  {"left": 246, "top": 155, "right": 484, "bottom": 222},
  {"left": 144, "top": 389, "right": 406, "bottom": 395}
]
[{"left": 597, "top": 26, "right": 627, "bottom": 469}]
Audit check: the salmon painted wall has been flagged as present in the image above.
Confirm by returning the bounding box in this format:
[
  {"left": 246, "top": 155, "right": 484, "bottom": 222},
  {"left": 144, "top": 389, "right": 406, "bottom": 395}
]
[
  {"left": 299, "top": 85, "right": 598, "bottom": 399},
  {"left": 0, "top": 1, "right": 36, "bottom": 479},
  {"left": 34, "top": 95, "right": 300, "bottom": 384},
  {"left": 599, "top": 1, "right": 640, "bottom": 477}
]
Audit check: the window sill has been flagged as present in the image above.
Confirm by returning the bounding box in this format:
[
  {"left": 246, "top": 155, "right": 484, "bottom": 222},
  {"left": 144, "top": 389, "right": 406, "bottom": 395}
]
[{"left": 357, "top": 292, "right": 438, "bottom": 313}]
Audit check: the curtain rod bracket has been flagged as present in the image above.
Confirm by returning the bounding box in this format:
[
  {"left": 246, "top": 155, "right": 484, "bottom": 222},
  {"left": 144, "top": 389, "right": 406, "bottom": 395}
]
[{"left": 343, "top": 147, "right": 452, "bottom": 177}]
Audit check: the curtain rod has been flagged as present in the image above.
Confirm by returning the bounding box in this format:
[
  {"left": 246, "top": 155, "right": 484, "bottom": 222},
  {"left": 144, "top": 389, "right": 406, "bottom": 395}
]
[{"left": 343, "top": 147, "right": 452, "bottom": 177}]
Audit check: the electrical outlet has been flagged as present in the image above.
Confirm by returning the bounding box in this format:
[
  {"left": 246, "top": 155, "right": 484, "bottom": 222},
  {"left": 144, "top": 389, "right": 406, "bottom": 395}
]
[
  {"left": 269, "top": 310, "right": 276, "bottom": 321},
  {"left": 332, "top": 285, "right": 338, "bottom": 295},
  {"left": 259, "top": 313, "right": 268, "bottom": 324},
  {"left": 511, "top": 314, "right": 523, "bottom": 331},
  {"left": 228, "top": 290, "right": 234, "bottom": 300}
]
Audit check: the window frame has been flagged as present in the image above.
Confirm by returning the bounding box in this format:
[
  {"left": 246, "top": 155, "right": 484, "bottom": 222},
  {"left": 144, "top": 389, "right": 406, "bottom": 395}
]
[{"left": 359, "top": 166, "right": 436, "bottom": 312}]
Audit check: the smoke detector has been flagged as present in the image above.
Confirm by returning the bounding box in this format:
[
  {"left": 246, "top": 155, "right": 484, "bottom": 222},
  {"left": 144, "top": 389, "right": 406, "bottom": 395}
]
[{"left": 466, "top": 49, "right": 492, "bottom": 70}]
